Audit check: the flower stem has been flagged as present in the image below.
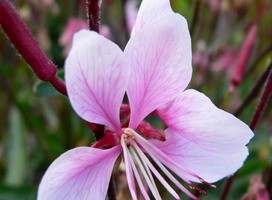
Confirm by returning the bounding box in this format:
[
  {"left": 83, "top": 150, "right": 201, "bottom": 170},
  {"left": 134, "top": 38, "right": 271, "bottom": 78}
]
[
  {"left": 107, "top": 175, "right": 117, "bottom": 200},
  {"left": 234, "top": 63, "right": 272, "bottom": 117},
  {"left": 190, "top": 0, "right": 201, "bottom": 37},
  {"left": 221, "top": 63, "right": 272, "bottom": 200},
  {"left": 0, "top": 0, "right": 67, "bottom": 96},
  {"left": 249, "top": 66, "right": 272, "bottom": 130},
  {"left": 121, "top": 0, "right": 130, "bottom": 41},
  {"left": 0, "top": 0, "right": 105, "bottom": 140},
  {"left": 86, "top": 0, "right": 100, "bottom": 32},
  {"left": 247, "top": 43, "right": 272, "bottom": 77}
]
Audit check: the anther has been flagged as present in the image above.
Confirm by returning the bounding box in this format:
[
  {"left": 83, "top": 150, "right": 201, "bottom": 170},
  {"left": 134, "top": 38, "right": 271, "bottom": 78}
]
[
  {"left": 199, "top": 178, "right": 217, "bottom": 188},
  {"left": 189, "top": 184, "right": 207, "bottom": 195}
]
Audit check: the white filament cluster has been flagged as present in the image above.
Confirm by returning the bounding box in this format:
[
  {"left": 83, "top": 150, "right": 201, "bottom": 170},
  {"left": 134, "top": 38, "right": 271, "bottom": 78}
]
[{"left": 121, "top": 128, "right": 201, "bottom": 200}]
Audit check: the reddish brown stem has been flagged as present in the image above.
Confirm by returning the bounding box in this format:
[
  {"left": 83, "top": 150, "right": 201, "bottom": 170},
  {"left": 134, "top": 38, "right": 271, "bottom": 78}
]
[
  {"left": 221, "top": 63, "right": 272, "bottom": 200},
  {"left": 86, "top": 0, "right": 100, "bottom": 32},
  {"left": 250, "top": 67, "right": 272, "bottom": 130},
  {"left": 0, "top": 0, "right": 105, "bottom": 139},
  {"left": 0, "top": 0, "right": 67, "bottom": 96},
  {"left": 234, "top": 63, "right": 272, "bottom": 116}
]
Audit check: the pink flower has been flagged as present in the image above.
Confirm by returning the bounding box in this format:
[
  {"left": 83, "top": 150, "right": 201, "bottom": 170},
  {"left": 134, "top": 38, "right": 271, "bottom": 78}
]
[{"left": 38, "top": 0, "right": 253, "bottom": 199}]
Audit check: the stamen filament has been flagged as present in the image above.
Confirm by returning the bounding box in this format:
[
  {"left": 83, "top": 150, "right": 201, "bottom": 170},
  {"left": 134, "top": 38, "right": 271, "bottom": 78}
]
[
  {"left": 145, "top": 148, "right": 199, "bottom": 200},
  {"left": 124, "top": 144, "right": 151, "bottom": 200},
  {"left": 121, "top": 138, "right": 137, "bottom": 200},
  {"left": 129, "top": 146, "right": 162, "bottom": 200},
  {"left": 133, "top": 143, "right": 183, "bottom": 200},
  {"left": 126, "top": 128, "right": 197, "bottom": 183}
]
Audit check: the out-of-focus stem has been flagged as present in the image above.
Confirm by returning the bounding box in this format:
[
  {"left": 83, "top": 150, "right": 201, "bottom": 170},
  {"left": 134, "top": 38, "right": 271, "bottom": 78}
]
[
  {"left": 86, "top": 0, "right": 100, "bottom": 32},
  {"left": 221, "top": 63, "right": 272, "bottom": 200},
  {"left": 107, "top": 176, "right": 117, "bottom": 200},
  {"left": 221, "top": 176, "right": 235, "bottom": 200},
  {"left": 190, "top": 0, "right": 201, "bottom": 37},
  {"left": 0, "top": 0, "right": 67, "bottom": 96},
  {"left": 235, "top": 63, "right": 272, "bottom": 116},
  {"left": 121, "top": 0, "right": 130, "bottom": 41},
  {"left": 247, "top": 43, "right": 272, "bottom": 77},
  {"left": 249, "top": 67, "right": 272, "bottom": 130},
  {"left": 0, "top": 0, "right": 105, "bottom": 140}
]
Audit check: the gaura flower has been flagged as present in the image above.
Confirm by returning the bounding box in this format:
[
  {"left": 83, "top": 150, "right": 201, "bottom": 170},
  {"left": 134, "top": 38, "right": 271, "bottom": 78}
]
[{"left": 38, "top": 0, "right": 253, "bottom": 199}]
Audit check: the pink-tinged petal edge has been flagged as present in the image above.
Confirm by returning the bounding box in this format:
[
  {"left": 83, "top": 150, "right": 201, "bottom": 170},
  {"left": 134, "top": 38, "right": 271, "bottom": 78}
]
[
  {"left": 125, "top": 14, "right": 192, "bottom": 129},
  {"left": 131, "top": 0, "right": 172, "bottom": 35},
  {"left": 156, "top": 89, "right": 254, "bottom": 182},
  {"left": 38, "top": 146, "right": 122, "bottom": 200},
  {"left": 65, "top": 30, "right": 130, "bottom": 133}
]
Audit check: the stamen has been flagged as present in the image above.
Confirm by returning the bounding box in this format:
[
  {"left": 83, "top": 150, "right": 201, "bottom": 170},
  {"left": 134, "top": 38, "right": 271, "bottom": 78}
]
[
  {"left": 147, "top": 149, "right": 199, "bottom": 199},
  {"left": 127, "top": 128, "right": 199, "bottom": 184},
  {"left": 189, "top": 185, "right": 207, "bottom": 195},
  {"left": 199, "top": 178, "right": 217, "bottom": 188},
  {"left": 129, "top": 146, "right": 162, "bottom": 200},
  {"left": 134, "top": 144, "right": 181, "bottom": 199},
  {"left": 122, "top": 128, "right": 209, "bottom": 199},
  {"left": 121, "top": 138, "right": 137, "bottom": 200},
  {"left": 124, "top": 144, "right": 151, "bottom": 200}
]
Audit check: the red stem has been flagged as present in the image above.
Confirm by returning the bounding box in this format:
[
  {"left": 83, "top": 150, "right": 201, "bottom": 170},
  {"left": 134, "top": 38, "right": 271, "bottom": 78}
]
[
  {"left": 0, "top": 0, "right": 105, "bottom": 139},
  {"left": 86, "top": 0, "right": 100, "bottom": 32},
  {"left": 221, "top": 63, "right": 272, "bottom": 200},
  {"left": 250, "top": 67, "right": 272, "bottom": 130},
  {"left": 0, "top": 0, "right": 67, "bottom": 96}
]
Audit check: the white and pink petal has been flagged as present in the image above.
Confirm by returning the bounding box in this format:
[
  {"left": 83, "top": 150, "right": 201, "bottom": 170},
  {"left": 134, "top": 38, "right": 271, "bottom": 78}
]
[
  {"left": 131, "top": 0, "right": 173, "bottom": 35},
  {"left": 156, "top": 89, "right": 254, "bottom": 182},
  {"left": 38, "top": 146, "right": 122, "bottom": 200},
  {"left": 125, "top": 14, "right": 192, "bottom": 129},
  {"left": 65, "top": 30, "right": 130, "bottom": 133}
]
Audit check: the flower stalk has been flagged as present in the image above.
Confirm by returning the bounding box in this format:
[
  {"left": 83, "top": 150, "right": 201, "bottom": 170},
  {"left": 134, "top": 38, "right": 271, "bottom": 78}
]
[
  {"left": 0, "top": 0, "right": 105, "bottom": 142},
  {"left": 0, "top": 0, "right": 67, "bottom": 96},
  {"left": 86, "top": 0, "right": 100, "bottom": 32}
]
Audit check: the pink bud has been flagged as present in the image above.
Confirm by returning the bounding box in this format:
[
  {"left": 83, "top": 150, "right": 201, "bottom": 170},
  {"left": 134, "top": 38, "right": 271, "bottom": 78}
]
[{"left": 230, "top": 25, "right": 258, "bottom": 92}]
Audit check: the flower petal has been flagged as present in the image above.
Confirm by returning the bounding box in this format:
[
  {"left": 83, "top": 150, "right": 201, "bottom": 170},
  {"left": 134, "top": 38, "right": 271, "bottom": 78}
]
[
  {"left": 125, "top": 14, "right": 192, "bottom": 129},
  {"left": 155, "top": 89, "right": 254, "bottom": 182},
  {"left": 132, "top": 0, "right": 172, "bottom": 35},
  {"left": 38, "top": 146, "right": 122, "bottom": 200},
  {"left": 65, "top": 30, "right": 130, "bottom": 133}
]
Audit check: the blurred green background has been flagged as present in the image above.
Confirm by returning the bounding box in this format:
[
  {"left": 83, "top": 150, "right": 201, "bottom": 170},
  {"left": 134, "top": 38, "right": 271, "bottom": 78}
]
[{"left": 0, "top": 0, "right": 271, "bottom": 199}]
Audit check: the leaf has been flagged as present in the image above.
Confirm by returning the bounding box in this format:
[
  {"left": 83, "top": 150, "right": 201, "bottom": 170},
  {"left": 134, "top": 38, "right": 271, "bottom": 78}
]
[
  {"left": 33, "top": 82, "right": 59, "bottom": 97},
  {"left": 33, "top": 70, "right": 64, "bottom": 97},
  {"left": 5, "top": 107, "right": 27, "bottom": 186},
  {"left": 0, "top": 185, "right": 36, "bottom": 200}
]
